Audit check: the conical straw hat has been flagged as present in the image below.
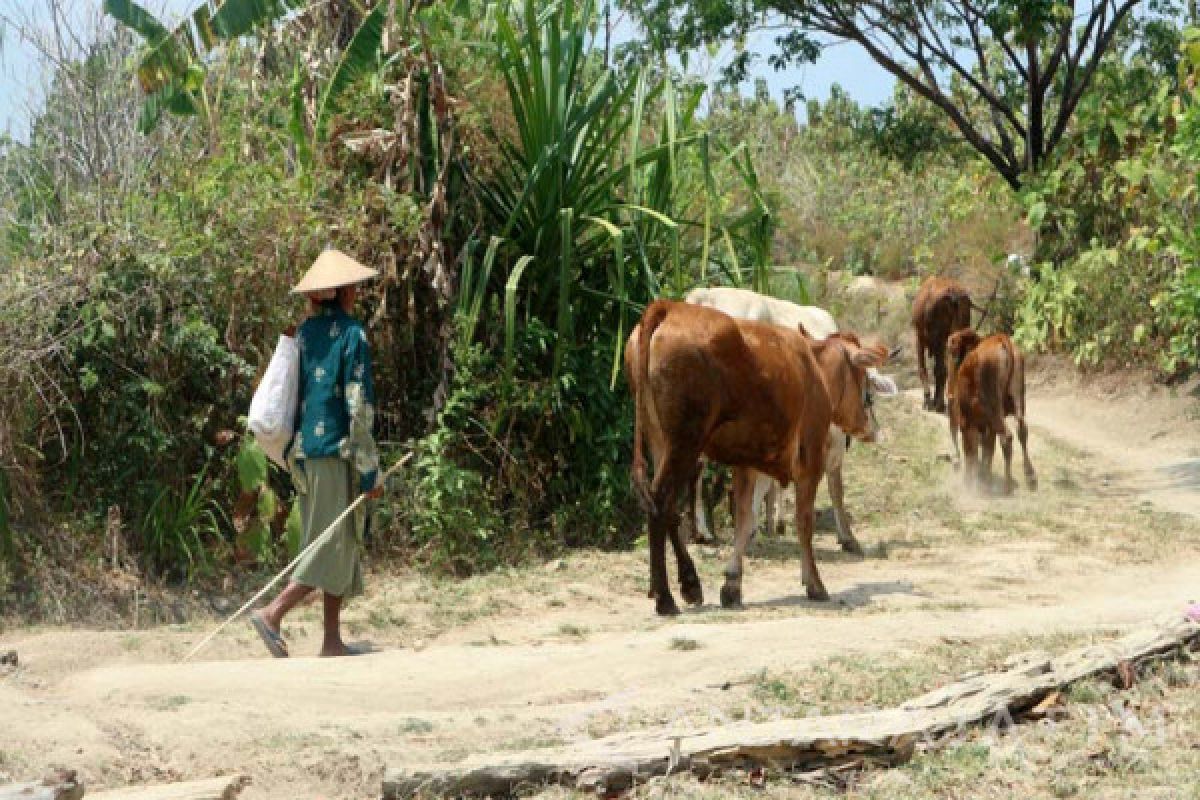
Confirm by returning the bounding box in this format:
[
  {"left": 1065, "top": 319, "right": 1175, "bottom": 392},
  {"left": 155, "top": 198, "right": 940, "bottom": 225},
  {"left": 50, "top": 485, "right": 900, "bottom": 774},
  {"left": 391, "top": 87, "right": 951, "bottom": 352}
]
[{"left": 291, "top": 249, "right": 380, "bottom": 294}]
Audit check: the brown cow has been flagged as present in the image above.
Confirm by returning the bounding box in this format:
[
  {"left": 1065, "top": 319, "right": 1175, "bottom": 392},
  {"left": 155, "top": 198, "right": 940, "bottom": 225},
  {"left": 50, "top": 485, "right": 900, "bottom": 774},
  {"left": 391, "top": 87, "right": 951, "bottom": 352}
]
[
  {"left": 945, "top": 329, "right": 1037, "bottom": 494},
  {"left": 912, "top": 276, "right": 973, "bottom": 413},
  {"left": 627, "top": 300, "right": 886, "bottom": 615}
]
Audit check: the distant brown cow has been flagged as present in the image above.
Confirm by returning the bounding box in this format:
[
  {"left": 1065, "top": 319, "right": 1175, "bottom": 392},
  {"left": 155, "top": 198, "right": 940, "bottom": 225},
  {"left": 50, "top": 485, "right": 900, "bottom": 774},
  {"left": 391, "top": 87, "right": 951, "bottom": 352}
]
[
  {"left": 945, "top": 330, "right": 1037, "bottom": 494},
  {"left": 912, "top": 276, "right": 973, "bottom": 413},
  {"left": 626, "top": 300, "right": 886, "bottom": 615}
]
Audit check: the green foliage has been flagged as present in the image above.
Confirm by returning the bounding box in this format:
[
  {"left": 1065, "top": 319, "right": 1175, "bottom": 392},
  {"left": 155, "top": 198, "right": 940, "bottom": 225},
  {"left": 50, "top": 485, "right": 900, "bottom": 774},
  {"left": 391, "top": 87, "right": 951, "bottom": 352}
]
[
  {"left": 64, "top": 258, "right": 252, "bottom": 519},
  {"left": 140, "top": 462, "right": 225, "bottom": 581},
  {"left": 407, "top": 424, "right": 504, "bottom": 575},
  {"left": 620, "top": 0, "right": 1177, "bottom": 189},
  {"left": 0, "top": 468, "right": 11, "bottom": 563},
  {"left": 236, "top": 438, "right": 270, "bottom": 493},
  {"left": 284, "top": 499, "right": 303, "bottom": 558},
  {"left": 314, "top": 5, "right": 386, "bottom": 142},
  {"left": 715, "top": 87, "right": 1021, "bottom": 280},
  {"left": 0, "top": 20, "right": 416, "bottom": 583},
  {"left": 1016, "top": 26, "right": 1200, "bottom": 374},
  {"left": 234, "top": 437, "right": 280, "bottom": 564},
  {"left": 397, "top": 320, "right": 639, "bottom": 574},
  {"left": 479, "top": 0, "right": 771, "bottom": 380},
  {"left": 104, "top": 0, "right": 306, "bottom": 133},
  {"left": 806, "top": 85, "right": 966, "bottom": 169},
  {"left": 397, "top": 0, "right": 782, "bottom": 573}
]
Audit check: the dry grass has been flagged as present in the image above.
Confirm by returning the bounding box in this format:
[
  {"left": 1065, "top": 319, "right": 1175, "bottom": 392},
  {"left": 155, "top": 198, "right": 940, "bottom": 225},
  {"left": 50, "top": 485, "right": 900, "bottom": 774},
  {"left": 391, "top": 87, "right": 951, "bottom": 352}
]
[{"left": 520, "top": 637, "right": 1200, "bottom": 799}]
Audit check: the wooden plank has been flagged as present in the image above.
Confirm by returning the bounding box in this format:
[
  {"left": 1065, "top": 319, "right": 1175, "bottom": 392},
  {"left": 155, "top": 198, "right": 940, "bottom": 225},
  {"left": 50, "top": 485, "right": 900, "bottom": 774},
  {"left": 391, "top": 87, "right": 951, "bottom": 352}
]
[
  {"left": 88, "top": 775, "right": 249, "bottom": 800},
  {"left": 0, "top": 769, "right": 83, "bottom": 800},
  {"left": 382, "top": 616, "right": 1200, "bottom": 798}
]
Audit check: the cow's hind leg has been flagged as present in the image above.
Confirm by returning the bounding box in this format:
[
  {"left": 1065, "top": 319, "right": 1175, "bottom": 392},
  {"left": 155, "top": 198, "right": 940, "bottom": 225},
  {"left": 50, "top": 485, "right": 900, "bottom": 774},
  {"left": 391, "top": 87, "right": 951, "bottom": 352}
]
[
  {"left": 668, "top": 463, "right": 704, "bottom": 606},
  {"left": 996, "top": 416, "right": 1017, "bottom": 495},
  {"left": 679, "top": 468, "right": 701, "bottom": 544},
  {"left": 962, "top": 427, "right": 980, "bottom": 492},
  {"left": 720, "top": 468, "right": 759, "bottom": 608},
  {"left": 917, "top": 330, "right": 932, "bottom": 410},
  {"left": 947, "top": 409, "right": 963, "bottom": 467},
  {"left": 824, "top": 432, "right": 861, "bottom": 555},
  {"left": 980, "top": 427, "right": 998, "bottom": 493},
  {"left": 763, "top": 480, "right": 779, "bottom": 537},
  {"left": 794, "top": 471, "right": 828, "bottom": 601},
  {"left": 701, "top": 465, "right": 728, "bottom": 543},
  {"left": 1017, "top": 415, "right": 1037, "bottom": 490},
  {"left": 647, "top": 450, "right": 692, "bottom": 616},
  {"left": 827, "top": 465, "right": 862, "bottom": 555},
  {"left": 932, "top": 341, "right": 949, "bottom": 414}
]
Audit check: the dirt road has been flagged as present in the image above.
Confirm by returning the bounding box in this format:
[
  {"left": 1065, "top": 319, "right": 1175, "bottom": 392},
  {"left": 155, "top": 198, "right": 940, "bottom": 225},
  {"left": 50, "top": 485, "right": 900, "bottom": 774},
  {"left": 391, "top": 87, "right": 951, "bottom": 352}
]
[{"left": 4, "top": 373, "right": 1199, "bottom": 798}]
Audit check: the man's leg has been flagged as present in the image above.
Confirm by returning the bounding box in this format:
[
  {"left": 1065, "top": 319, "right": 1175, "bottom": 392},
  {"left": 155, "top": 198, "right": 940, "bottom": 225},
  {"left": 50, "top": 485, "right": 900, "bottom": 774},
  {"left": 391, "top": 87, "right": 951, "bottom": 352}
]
[
  {"left": 320, "top": 592, "right": 351, "bottom": 657},
  {"left": 259, "top": 581, "right": 313, "bottom": 631}
]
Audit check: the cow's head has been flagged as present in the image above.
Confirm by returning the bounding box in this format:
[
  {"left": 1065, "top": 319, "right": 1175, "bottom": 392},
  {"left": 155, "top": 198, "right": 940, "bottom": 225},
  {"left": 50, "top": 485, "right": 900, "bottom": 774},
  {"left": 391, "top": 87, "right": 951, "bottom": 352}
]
[
  {"left": 946, "top": 329, "right": 982, "bottom": 374},
  {"left": 813, "top": 332, "right": 892, "bottom": 443}
]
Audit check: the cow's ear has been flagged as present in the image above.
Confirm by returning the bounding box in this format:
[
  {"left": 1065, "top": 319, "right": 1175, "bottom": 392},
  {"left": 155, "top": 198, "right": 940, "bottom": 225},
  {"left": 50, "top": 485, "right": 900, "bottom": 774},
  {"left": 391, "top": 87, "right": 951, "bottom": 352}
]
[
  {"left": 850, "top": 347, "right": 885, "bottom": 369},
  {"left": 868, "top": 370, "right": 900, "bottom": 397}
]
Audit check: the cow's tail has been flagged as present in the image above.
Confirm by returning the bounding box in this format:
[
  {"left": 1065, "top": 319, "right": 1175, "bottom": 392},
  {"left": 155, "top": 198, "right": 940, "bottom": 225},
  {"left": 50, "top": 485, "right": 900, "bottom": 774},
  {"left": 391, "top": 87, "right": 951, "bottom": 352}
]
[
  {"left": 998, "top": 334, "right": 1022, "bottom": 415},
  {"left": 631, "top": 301, "right": 669, "bottom": 515},
  {"left": 970, "top": 278, "right": 1002, "bottom": 330}
]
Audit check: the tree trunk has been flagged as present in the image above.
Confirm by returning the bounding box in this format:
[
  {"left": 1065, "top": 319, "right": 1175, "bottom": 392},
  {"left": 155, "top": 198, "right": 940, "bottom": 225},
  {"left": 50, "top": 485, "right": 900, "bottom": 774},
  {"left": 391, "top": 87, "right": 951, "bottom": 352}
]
[
  {"left": 87, "top": 775, "right": 249, "bottom": 800},
  {"left": 383, "top": 617, "right": 1200, "bottom": 798},
  {"left": 1027, "top": 41, "right": 1044, "bottom": 173},
  {"left": 0, "top": 770, "right": 83, "bottom": 800}
]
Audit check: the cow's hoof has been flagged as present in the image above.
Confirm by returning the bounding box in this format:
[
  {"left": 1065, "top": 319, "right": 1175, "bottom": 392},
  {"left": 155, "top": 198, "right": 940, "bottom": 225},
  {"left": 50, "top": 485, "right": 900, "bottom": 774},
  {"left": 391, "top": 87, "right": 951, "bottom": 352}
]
[
  {"left": 1027, "top": 476, "right": 1039, "bottom": 491},
  {"left": 839, "top": 537, "right": 864, "bottom": 557},
  {"left": 681, "top": 576, "right": 704, "bottom": 607},
  {"left": 806, "top": 584, "right": 830, "bottom": 602},
  {"left": 656, "top": 594, "right": 681, "bottom": 617},
  {"left": 720, "top": 584, "right": 743, "bottom": 609}
]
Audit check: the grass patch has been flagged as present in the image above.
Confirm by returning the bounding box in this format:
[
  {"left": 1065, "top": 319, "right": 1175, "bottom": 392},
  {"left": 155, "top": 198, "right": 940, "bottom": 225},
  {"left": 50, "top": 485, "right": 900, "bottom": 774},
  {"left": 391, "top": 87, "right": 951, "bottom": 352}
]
[
  {"left": 399, "top": 717, "right": 434, "bottom": 735},
  {"left": 669, "top": 637, "right": 702, "bottom": 651},
  {"left": 146, "top": 694, "right": 191, "bottom": 711},
  {"left": 522, "top": 642, "right": 1200, "bottom": 799},
  {"left": 556, "top": 623, "right": 589, "bottom": 639}
]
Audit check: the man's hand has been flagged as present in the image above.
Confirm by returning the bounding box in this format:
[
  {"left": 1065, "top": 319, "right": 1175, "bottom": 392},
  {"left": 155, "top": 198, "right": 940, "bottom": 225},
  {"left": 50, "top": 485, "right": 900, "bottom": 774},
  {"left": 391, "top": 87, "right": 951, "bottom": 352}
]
[{"left": 364, "top": 485, "right": 384, "bottom": 500}]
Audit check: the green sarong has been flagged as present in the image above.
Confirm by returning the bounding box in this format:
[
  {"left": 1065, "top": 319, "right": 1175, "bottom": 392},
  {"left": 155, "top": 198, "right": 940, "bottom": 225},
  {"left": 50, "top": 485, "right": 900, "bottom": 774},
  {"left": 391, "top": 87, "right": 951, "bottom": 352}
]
[{"left": 292, "top": 457, "right": 364, "bottom": 598}]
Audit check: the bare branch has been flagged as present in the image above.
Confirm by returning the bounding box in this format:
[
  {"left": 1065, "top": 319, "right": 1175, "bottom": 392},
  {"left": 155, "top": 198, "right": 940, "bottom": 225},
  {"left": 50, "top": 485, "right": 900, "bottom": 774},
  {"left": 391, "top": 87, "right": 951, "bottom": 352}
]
[{"left": 1048, "top": 0, "right": 1139, "bottom": 156}]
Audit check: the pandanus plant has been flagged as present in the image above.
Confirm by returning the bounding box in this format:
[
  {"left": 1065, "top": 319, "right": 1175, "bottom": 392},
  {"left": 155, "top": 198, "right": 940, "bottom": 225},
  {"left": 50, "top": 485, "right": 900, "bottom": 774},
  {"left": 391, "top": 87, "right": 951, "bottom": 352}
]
[{"left": 461, "top": 0, "right": 774, "bottom": 386}]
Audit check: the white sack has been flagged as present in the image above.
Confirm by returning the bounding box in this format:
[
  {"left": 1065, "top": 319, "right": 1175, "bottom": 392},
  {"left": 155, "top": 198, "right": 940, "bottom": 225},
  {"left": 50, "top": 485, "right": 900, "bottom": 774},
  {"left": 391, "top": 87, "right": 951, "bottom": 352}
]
[{"left": 248, "top": 334, "right": 299, "bottom": 467}]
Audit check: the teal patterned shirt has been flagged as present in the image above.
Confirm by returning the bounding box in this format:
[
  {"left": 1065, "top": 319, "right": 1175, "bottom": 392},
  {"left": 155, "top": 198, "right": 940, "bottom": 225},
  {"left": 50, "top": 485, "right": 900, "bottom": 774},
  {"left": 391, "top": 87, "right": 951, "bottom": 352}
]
[{"left": 288, "top": 302, "right": 380, "bottom": 492}]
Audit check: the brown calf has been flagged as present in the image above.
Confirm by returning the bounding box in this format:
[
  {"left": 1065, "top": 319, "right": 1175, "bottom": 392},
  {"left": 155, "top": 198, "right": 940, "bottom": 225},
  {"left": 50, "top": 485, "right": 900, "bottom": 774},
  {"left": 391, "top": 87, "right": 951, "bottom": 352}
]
[
  {"left": 627, "top": 300, "right": 886, "bottom": 615},
  {"left": 912, "top": 276, "right": 973, "bottom": 413},
  {"left": 945, "top": 330, "right": 1038, "bottom": 494}
]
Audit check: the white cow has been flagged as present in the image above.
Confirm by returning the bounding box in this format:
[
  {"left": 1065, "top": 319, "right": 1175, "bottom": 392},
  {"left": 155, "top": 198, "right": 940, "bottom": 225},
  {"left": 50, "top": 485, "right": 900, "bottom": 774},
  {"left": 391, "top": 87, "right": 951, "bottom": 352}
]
[{"left": 683, "top": 287, "right": 899, "bottom": 554}]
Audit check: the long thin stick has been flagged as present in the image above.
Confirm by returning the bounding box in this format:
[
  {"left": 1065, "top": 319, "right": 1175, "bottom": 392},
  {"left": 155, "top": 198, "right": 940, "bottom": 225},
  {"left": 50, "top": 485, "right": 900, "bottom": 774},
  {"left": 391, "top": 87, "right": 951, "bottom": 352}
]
[{"left": 182, "top": 453, "right": 412, "bottom": 662}]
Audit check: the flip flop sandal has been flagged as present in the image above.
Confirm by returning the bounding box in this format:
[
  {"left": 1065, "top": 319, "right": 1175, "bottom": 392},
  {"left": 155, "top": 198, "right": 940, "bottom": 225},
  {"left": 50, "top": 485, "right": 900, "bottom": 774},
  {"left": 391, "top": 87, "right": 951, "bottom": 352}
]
[{"left": 250, "top": 614, "right": 289, "bottom": 658}]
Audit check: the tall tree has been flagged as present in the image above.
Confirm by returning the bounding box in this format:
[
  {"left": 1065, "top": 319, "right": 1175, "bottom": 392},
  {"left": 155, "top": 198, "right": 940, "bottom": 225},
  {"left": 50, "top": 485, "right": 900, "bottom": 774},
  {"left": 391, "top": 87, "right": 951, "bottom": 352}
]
[{"left": 625, "top": 0, "right": 1176, "bottom": 189}]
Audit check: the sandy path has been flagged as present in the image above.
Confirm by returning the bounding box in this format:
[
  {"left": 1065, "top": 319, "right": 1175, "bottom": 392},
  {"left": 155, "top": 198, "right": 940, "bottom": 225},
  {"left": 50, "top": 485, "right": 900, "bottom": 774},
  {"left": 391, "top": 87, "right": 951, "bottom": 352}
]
[
  {"left": 1026, "top": 375, "right": 1200, "bottom": 517},
  {"left": 4, "top": 378, "right": 1199, "bottom": 798}
]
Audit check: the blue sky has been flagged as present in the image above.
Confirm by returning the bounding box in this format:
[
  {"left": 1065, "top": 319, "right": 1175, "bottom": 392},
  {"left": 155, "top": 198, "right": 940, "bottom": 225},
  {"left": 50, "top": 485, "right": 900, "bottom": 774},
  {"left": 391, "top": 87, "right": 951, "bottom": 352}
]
[{"left": 0, "top": 0, "right": 896, "bottom": 143}]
